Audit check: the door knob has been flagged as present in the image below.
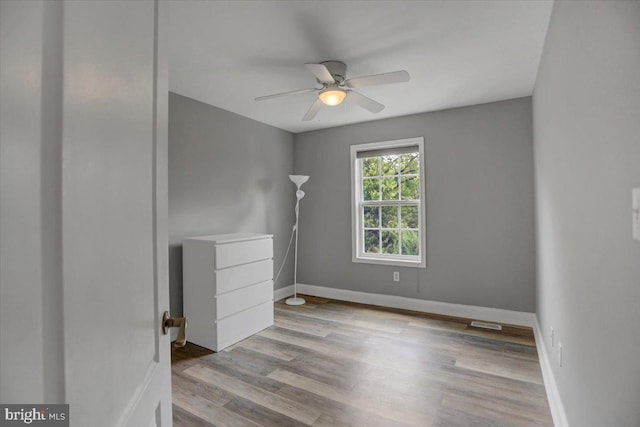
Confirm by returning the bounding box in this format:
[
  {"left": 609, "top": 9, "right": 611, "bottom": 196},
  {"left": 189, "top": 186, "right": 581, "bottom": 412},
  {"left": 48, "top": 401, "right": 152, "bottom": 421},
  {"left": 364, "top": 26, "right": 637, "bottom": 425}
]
[{"left": 162, "top": 311, "right": 187, "bottom": 348}]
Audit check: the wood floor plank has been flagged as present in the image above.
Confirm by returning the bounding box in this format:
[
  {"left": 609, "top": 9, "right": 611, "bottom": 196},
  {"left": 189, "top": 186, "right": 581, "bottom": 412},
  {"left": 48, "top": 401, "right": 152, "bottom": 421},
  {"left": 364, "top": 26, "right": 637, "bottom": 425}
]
[
  {"left": 276, "top": 309, "right": 412, "bottom": 347},
  {"left": 172, "top": 380, "right": 259, "bottom": 427},
  {"left": 444, "top": 388, "right": 553, "bottom": 426},
  {"left": 406, "top": 317, "right": 469, "bottom": 332},
  {"left": 312, "top": 412, "right": 408, "bottom": 427},
  {"left": 172, "top": 371, "right": 232, "bottom": 407},
  {"left": 436, "top": 366, "right": 550, "bottom": 408},
  {"left": 209, "top": 346, "right": 285, "bottom": 379},
  {"left": 184, "top": 364, "right": 322, "bottom": 425},
  {"left": 223, "top": 396, "right": 307, "bottom": 427},
  {"left": 234, "top": 336, "right": 297, "bottom": 361},
  {"left": 460, "top": 335, "right": 539, "bottom": 361},
  {"left": 283, "top": 352, "right": 369, "bottom": 390},
  {"left": 432, "top": 407, "right": 497, "bottom": 427},
  {"left": 441, "top": 391, "right": 552, "bottom": 426},
  {"left": 172, "top": 405, "right": 216, "bottom": 427},
  {"left": 406, "top": 321, "right": 536, "bottom": 347},
  {"left": 274, "top": 315, "right": 332, "bottom": 337},
  {"left": 276, "top": 384, "right": 411, "bottom": 427},
  {"left": 455, "top": 353, "right": 544, "bottom": 385},
  {"left": 461, "top": 327, "right": 536, "bottom": 347},
  {"left": 196, "top": 348, "right": 285, "bottom": 392},
  {"left": 350, "top": 374, "right": 444, "bottom": 411},
  {"left": 276, "top": 303, "right": 405, "bottom": 334},
  {"left": 258, "top": 327, "right": 346, "bottom": 356},
  {"left": 268, "top": 368, "right": 434, "bottom": 427}
]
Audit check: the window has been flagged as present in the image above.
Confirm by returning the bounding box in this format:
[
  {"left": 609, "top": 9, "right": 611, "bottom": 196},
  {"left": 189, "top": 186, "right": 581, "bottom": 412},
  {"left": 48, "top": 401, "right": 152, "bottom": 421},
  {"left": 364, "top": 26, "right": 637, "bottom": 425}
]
[{"left": 351, "top": 137, "right": 426, "bottom": 267}]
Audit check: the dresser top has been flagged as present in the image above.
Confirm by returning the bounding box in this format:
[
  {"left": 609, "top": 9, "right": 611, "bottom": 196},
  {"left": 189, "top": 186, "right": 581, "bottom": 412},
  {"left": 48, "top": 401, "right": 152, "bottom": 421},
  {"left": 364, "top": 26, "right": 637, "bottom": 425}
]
[{"left": 185, "top": 233, "right": 273, "bottom": 244}]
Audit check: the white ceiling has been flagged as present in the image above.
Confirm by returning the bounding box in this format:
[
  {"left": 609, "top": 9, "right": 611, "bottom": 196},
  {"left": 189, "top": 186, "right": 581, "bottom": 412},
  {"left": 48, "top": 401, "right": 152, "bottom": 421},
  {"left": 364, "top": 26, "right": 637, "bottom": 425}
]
[{"left": 169, "top": 1, "right": 553, "bottom": 134}]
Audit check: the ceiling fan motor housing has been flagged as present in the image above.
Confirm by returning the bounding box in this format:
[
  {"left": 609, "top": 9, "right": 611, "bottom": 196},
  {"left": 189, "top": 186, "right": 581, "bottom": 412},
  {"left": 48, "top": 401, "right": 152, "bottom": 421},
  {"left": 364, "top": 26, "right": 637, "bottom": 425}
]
[{"left": 319, "top": 60, "right": 347, "bottom": 85}]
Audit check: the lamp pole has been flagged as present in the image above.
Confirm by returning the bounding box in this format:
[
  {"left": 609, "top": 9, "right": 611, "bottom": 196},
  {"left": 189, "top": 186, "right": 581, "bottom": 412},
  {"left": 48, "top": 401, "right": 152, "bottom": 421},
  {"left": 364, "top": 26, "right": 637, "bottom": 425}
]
[
  {"left": 286, "top": 175, "right": 309, "bottom": 306},
  {"left": 293, "top": 195, "right": 300, "bottom": 298}
]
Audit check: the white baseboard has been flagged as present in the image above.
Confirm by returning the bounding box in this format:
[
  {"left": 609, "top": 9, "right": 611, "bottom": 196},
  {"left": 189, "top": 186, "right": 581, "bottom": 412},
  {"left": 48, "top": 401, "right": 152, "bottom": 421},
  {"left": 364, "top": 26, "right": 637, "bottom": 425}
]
[
  {"left": 274, "top": 285, "right": 294, "bottom": 302},
  {"left": 533, "top": 317, "right": 570, "bottom": 427},
  {"left": 292, "top": 283, "right": 535, "bottom": 327}
]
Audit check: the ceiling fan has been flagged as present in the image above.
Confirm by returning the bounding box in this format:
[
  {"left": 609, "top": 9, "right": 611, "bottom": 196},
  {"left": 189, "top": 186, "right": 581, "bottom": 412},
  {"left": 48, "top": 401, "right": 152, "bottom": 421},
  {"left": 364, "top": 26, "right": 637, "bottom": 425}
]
[{"left": 255, "top": 61, "right": 410, "bottom": 121}]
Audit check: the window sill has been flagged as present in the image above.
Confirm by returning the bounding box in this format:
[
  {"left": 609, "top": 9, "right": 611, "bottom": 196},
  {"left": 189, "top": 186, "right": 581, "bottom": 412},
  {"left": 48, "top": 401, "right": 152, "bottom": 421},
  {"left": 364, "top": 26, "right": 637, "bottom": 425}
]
[{"left": 352, "top": 255, "right": 426, "bottom": 268}]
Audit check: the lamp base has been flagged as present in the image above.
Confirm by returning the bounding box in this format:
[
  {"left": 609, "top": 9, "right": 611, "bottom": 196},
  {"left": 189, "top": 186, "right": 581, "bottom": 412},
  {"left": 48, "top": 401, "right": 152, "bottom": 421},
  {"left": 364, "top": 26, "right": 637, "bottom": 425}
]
[{"left": 285, "top": 297, "right": 306, "bottom": 306}]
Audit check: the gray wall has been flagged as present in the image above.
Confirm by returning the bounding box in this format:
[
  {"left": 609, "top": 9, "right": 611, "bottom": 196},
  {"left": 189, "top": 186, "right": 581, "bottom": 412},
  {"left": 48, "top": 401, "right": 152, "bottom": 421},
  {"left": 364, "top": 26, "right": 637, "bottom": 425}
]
[
  {"left": 294, "top": 97, "right": 536, "bottom": 312},
  {"left": 533, "top": 1, "right": 640, "bottom": 426},
  {"left": 168, "top": 93, "right": 295, "bottom": 317},
  {"left": 0, "top": 0, "right": 64, "bottom": 403}
]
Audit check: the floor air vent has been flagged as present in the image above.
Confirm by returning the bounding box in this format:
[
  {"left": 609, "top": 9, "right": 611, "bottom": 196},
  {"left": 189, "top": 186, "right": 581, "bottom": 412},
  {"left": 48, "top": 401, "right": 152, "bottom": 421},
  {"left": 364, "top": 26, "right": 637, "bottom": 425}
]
[{"left": 470, "top": 321, "right": 503, "bottom": 331}]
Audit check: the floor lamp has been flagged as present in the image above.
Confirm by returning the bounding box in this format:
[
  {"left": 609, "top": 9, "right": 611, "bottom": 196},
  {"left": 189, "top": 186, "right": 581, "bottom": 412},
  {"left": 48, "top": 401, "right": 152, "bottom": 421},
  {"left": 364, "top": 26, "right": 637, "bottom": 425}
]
[{"left": 286, "top": 175, "right": 309, "bottom": 306}]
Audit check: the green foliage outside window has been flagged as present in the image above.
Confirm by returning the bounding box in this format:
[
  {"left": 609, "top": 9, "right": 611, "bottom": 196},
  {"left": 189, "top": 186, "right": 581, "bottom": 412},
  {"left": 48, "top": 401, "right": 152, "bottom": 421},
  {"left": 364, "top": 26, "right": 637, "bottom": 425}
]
[
  {"left": 363, "top": 178, "right": 379, "bottom": 200},
  {"left": 363, "top": 206, "right": 379, "bottom": 228},
  {"left": 382, "top": 230, "right": 399, "bottom": 254},
  {"left": 360, "top": 151, "right": 420, "bottom": 257},
  {"left": 364, "top": 230, "right": 379, "bottom": 253},
  {"left": 399, "top": 153, "right": 419, "bottom": 174},
  {"left": 381, "top": 206, "right": 397, "bottom": 228},
  {"left": 400, "top": 206, "right": 418, "bottom": 228},
  {"left": 362, "top": 158, "right": 379, "bottom": 177},
  {"left": 401, "top": 230, "right": 419, "bottom": 255}
]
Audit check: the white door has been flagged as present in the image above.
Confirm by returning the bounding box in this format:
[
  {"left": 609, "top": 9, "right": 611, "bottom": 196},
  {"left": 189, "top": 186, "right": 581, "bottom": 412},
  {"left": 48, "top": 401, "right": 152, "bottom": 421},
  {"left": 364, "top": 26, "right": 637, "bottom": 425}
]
[
  {"left": 61, "top": 1, "right": 171, "bottom": 425},
  {"left": 0, "top": 1, "right": 171, "bottom": 424}
]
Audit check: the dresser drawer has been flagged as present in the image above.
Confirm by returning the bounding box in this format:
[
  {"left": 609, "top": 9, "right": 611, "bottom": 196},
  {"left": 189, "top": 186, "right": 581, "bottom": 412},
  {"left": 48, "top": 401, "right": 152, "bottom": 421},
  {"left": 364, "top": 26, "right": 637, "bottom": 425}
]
[
  {"left": 215, "top": 300, "right": 273, "bottom": 350},
  {"left": 215, "top": 258, "right": 272, "bottom": 294},
  {"left": 215, "top": 237, "right": 272, "bottom": 269},
  {"left": 215, "top": 280, "right": 273, "bottom": 320}
]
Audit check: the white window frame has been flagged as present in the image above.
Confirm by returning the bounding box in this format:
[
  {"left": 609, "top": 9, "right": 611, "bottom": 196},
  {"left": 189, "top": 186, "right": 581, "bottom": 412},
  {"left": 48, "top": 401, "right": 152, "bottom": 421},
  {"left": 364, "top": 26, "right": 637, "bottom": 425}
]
[{"left": 350, "top": 137, "right": 426, "bottom": 268}]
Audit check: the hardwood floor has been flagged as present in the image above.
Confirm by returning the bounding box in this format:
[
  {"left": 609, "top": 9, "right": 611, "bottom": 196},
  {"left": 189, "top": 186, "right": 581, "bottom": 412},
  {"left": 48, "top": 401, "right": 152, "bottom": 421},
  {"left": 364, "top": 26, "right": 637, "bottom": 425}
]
[{"left": 172, "top": 296, "right": 553, "bottom": 427}]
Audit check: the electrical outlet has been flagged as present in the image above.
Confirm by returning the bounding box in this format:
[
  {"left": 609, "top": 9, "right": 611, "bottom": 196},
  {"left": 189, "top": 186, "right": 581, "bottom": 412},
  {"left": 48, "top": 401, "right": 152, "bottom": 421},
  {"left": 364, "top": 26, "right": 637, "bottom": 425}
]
[
  {"left": 550, "top": 327, "right": 555, "bottom": 347},
  {"left": 558, "top": 342, "right": 563, "bottom": 367},
  {"left": 393, "top": 271, "right": 400, "bottom": 282}
]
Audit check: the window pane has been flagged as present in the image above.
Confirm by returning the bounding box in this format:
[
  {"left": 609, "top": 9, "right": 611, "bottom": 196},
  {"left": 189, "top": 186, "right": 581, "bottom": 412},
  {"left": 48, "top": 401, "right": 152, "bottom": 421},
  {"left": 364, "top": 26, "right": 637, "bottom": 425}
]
[
  {"left": 381, "top": 230, "right": 399, "bottom": 254},
  {"left": 380, "top": 155, "right": 398, "bottom": 176},
  {"left": 354, "top": 140, "right": 424, "bottom": 264},
  {"left": 399, "top": 153, "right": 419, "bottom": 175},
  {"left": 363, "top": 206, "right": 379, "bottom": 228},
  {"left": 364, "top": 230, "right": 380, "bottom": 253},
  {"left": 381, "top": 177, "right": 399, "bottom": 200},
  {"left": 400, "top": 206, "right": 418, "bottom": 229},
  {"left": 362, "top": 158, "right": 379, "bottom": 177},
  {"left": 381, "top": 206, "right": 398, "bottom": 228},
  {"left": 401, "top": 176, "right": 419, "bottom": 200},
  {"left": 363, "top": 178, "right": 379, "bottom": 200},
  {"left": 401, "top": 230, "right": 419, "bottom": 255}
]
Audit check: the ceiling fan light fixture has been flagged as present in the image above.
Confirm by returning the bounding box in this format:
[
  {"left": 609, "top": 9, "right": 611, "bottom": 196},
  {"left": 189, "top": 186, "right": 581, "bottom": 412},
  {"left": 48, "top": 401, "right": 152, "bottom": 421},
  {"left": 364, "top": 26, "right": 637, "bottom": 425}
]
[{"left": 318, "top": 88, "right": 346, "bottom": 106}]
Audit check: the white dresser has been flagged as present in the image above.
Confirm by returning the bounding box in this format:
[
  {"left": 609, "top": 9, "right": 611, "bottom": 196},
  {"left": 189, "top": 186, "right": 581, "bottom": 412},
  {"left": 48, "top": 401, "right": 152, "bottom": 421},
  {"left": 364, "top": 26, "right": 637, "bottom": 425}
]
[{"left": 183, "top": 233, "right": 274, "bottom": 351}]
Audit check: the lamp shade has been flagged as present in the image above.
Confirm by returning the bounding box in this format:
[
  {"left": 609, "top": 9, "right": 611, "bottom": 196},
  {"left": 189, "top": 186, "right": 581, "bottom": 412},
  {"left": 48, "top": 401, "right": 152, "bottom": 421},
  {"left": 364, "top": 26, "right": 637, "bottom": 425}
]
[
  {"left": 318, "top": 88, "right": 346, "bottom": 106},
  {"left": 289, "top": 175, "right": 309, "bottom": 188}
]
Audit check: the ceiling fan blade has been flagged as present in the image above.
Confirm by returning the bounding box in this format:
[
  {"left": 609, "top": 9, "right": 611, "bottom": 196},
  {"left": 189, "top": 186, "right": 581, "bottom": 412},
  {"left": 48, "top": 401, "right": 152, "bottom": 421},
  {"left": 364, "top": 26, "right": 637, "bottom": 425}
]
[
  {"left": 302, "top": 98, "right": 324, "bottom": 121},
  {"left": 305, "top": 63, "right": 335, "bottom": 84},
  {"left": 347, "top": 91, "right": 385, "bottom": 113},
  {"left": 345, "top": 70, "right": 410, "bottom": 88},
  {"left": 255, "top": 87, "right": 318, "bottom": 102}
]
